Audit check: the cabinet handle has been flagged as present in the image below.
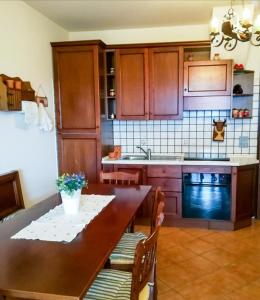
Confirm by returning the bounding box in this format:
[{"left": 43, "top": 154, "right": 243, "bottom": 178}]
[{"left": 184, "top": 88, "right": 187, "bottom": 91}]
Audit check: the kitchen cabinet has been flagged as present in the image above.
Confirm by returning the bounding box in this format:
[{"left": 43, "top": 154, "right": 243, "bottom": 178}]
[
  {"left": 52, "top": 41, "right": 113, "bottom": 183},
  {"left": 146, "top": 165, "right": 182, "bottom": 225},
  {"left": 183, "top": 59, "right": 233, "bottom": 110},
  {"left": 232, "top": 165, "right": 257, "bottom": 226},
  {"left": 115, "top": 48, "right": 149, "bottom": 120},
  {"left": 115, "top": 46, "right": 183, "bottom": 120},
  {"left": 149, "top": 47, "right": 183, "bottom": 119},
  {"left": 102, "top": 162, "right": 258, "bottom": 230}
]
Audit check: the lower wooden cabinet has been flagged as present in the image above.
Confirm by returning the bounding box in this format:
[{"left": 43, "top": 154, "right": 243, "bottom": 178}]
[
  {"left": 58, "top": 135, "right": 100, "bottom": 183},
  {"left": 102, "top": 163, "right": 258, "bottom": 230},
  {"left": 163, "top": 192, "right": 182, "bottom": 224}
]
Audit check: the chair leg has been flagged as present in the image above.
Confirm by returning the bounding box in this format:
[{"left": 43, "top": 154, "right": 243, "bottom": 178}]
[
  {"left": 153, "top": 260, "right": 158, "bottom": 300},
  {"left": 148, "top": 259, "right": 157, "bottom": 300}
]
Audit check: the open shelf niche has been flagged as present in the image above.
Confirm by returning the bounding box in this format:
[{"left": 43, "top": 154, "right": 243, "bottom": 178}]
[
  {"left": 104, "top": 50, "right": 116, "bottom": 120},
  {"left": 232, "top": 70, "right": 254, "bottom": 119}
]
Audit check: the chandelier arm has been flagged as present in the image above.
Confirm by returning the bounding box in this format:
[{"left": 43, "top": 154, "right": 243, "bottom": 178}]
[
  {"left": 224, "top": 37, "right": 237, "bottom": 51},
  {"left": 211, "top": 33, "right": 224, "bottom": 47},
  {"left": 250, "top": 34, "right": 260, "bottom": 46}
]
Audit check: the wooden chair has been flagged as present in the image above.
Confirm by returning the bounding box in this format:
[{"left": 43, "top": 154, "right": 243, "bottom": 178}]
[
  {"left": 100, "top": 170, "right": 140, "bottom": 232},
  {"left": 100, "top": 171, "right": 139, "bottom": 185},
  {"left": 84, "top": 225, "right": 161, "bottom": 300},
  {"left": 0, "top": 171, "right": 25, "bottom": 222},
  {"left": 109, "top": 190, "right": 165, "bottom": 271}
]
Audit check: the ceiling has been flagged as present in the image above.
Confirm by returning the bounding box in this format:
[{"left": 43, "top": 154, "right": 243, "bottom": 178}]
[{"left": 24, "top": 0, "right": 243, "bottom": 32}]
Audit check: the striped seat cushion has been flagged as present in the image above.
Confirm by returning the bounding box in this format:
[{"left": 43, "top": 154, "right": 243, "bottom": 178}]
[
  {"left": 110, "top": 232, "right": 147, "bottom": 264},
  {"left": 84, "top": 269, "right": 149, "bottom": 300},
  {"left": 84, "top": 269, "right": 131, "bottom": 299}
]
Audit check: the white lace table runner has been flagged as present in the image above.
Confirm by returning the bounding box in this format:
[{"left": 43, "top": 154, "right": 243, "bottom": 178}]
[{"left": 11, "top": 194, "right": 115, "bottom": 243}]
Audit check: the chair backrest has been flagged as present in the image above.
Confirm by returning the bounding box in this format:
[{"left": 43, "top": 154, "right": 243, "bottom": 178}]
[
  {"left": 100, "top": 171, "right": 139, "bottom": 185},
  {"left": 131, "top": 192, "right": 164, "bottom": 299},
  {"left": 150, "top": 188, "right": 165, "bottom": 233},
  {"left": 131, "top": 227, "right": 159, "bottom": 300},
  {"left": 0, "top": 170, "right": 24, "bottom": 221}
]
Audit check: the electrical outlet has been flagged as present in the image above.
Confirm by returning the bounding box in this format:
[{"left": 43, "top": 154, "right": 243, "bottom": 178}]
[{"left": 239, "top": 136, "right": 249, "bottom": 148}]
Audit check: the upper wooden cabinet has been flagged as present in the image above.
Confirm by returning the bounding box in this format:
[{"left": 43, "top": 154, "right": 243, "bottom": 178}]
[
  {"left": 52, "top": 45, "right": 100, "bottom": 131},
  {"left": 183, "top": 60, "right": 233, "bottom": 110},
  {"left": 149, "top": 47, "right": 183, "bottom": 119},
  {"left": 115, "top": 48, "right": 149, "bottom": 120},
  {"left": 115, "top": 46, "right": 183, "bottom": 120},
  {"left": 184, "top": 60, "right": 232, "bottom": 96}
]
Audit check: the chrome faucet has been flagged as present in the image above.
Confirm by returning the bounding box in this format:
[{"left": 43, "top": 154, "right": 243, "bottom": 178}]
[{"left": 136, "top": 146, "right": 152, "bottom": 160}]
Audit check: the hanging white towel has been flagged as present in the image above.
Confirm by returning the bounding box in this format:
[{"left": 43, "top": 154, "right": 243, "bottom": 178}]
[
  {"left": 38, "top": 103, "right": 53, "bottom": 132},
  {"left": 22, "top": 101, "right": 39, "bottom": 126}
]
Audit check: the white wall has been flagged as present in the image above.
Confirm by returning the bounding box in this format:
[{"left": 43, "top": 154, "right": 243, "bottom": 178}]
[
  {"left": 69, "top": 24, "right": 209, "bottom": 44},
  {"left": 0, "top": 1, "right": 68, "bottom": 207}
]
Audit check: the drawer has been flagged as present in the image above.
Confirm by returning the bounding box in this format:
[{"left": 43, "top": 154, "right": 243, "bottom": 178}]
[
  {"left": 147, "top": 166, "right": 181, "bottom": 178},
  {"left": 147, "top": 178, "right": 182, "bottom": 192}
]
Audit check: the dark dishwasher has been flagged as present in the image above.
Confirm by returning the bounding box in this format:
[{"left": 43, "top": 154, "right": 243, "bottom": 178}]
[{"left": 182, "top": 173, "right": 231, "bottom": 220}]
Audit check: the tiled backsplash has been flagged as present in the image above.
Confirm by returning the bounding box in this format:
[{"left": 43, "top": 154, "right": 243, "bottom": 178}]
[{"left": 113, "top": 84, "right": 259, "bottom": 158}]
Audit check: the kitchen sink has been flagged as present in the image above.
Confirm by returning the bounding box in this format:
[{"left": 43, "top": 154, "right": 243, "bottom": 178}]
[
  {"left": 120, "top": 155, "right": 182, "bottom": 161},
  {"left": 151, "top": 155, "right": 182, "bottom": 160},
  {"left": 121, "top": 155, "right": 147, "bottom": 160}
]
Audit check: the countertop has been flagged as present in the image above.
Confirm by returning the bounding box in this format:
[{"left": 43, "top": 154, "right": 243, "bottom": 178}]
[{"left": 102, "top": 155, "right": 259, "bottom": 167}]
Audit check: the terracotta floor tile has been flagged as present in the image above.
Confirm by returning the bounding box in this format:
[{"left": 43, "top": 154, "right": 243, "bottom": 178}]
[
  {"left": 157, "top": 254, "right": 178, "bottom": 270},
  {"left": 182, "top": 238, "right": 216, "bottom": 255},
  {"left": 139, "top": 221, "right": 260, "bottom": 299},
  {"left": 225, "top": 281, "right": 260, "bottom": 300},
  {"left": 223, "top": 261, "right": 260, "bottom": 284},
  {"left": 158, "top": 244, "right": 197, "bottom": 264},
  {"left": 158, "top": 288, "right": 186, "bottom": 300},
  {"left": 177, "top": 256, "right": 218, "bottom": 278},
  {"left": 161, "top": 229, "right": 196, "bottom": 245},
  {"left": 200, "top": 231, "right": 236, "bottom": 247},
  {"left": 158, "top": 263, "right": 196, "bottom": 290},
  {"left": 201, "top": 248, "right": 239, "bottom": 267},
  {"left": 157, "top": 278, "right": 172, "bottom": 295},
  {"left": 180, "top": 227, "right": 213, "bottom": 238},
  {"left": 177, "top": 274, "right": 229, "bottom": 300},
  {"left": 218, "top": 239, "right": 258, "bottom": 257}
]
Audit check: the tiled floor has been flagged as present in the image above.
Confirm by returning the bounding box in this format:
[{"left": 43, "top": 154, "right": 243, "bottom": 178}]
[{"left": 138, "top": 220, "right": 260, "bottom": 300}]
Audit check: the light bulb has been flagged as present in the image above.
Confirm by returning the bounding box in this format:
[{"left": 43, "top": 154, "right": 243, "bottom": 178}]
[
  {"left": 211, "top": 17, "right": 219, "bottom": 34},
  {"left": 241, "top": 7, "right": 252, "bottom": 26},
  {"left": 254, "top": 15, "right": 260, "bottom": 32}
]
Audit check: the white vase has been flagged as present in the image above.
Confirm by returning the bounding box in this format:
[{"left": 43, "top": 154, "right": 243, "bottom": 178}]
[{"left": 60, "top": 189, "right": 81, "bottom": 215}]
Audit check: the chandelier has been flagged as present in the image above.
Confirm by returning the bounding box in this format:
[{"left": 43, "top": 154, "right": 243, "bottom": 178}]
[{"left": 210, "top": 1, "right": 260, "bottom": 51}]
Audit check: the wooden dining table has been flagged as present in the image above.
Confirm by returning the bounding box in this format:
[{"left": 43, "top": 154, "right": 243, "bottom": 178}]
[{"left": 0, "top": 183, "right": 151, "bottom": 299}]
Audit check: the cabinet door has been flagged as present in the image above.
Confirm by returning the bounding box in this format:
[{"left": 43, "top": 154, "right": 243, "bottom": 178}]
[
  {"left": 116, "top": 48, "right": 149, "bottom": 120},
  {"left": 149, "top": 47, "right": 183, "bottom": 119},
  {"left": 58, "top": 135, "right": 100, "bottom": 183},
  {"left": 184, "top": 60, "right": 232, "bottom": 97},
  {"left": 164, "top": 192, "right": 182, "bottom": 223},
  {"left": 233, "top": 165, "right": 257, "bottom": 222},
  {"left": 53, "top": 45, "right": 100, "bottom": 131}
]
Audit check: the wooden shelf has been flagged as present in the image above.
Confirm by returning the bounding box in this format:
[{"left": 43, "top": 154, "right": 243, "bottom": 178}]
[
  {"left": 0, "top": 74, "right": 35, "bottom": 111},
  {"left": 233, "top": 94, "right": 253, "bottom": 97},
  {"left": 234, "top": 70, "right": 254, "bottom": 74}
]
